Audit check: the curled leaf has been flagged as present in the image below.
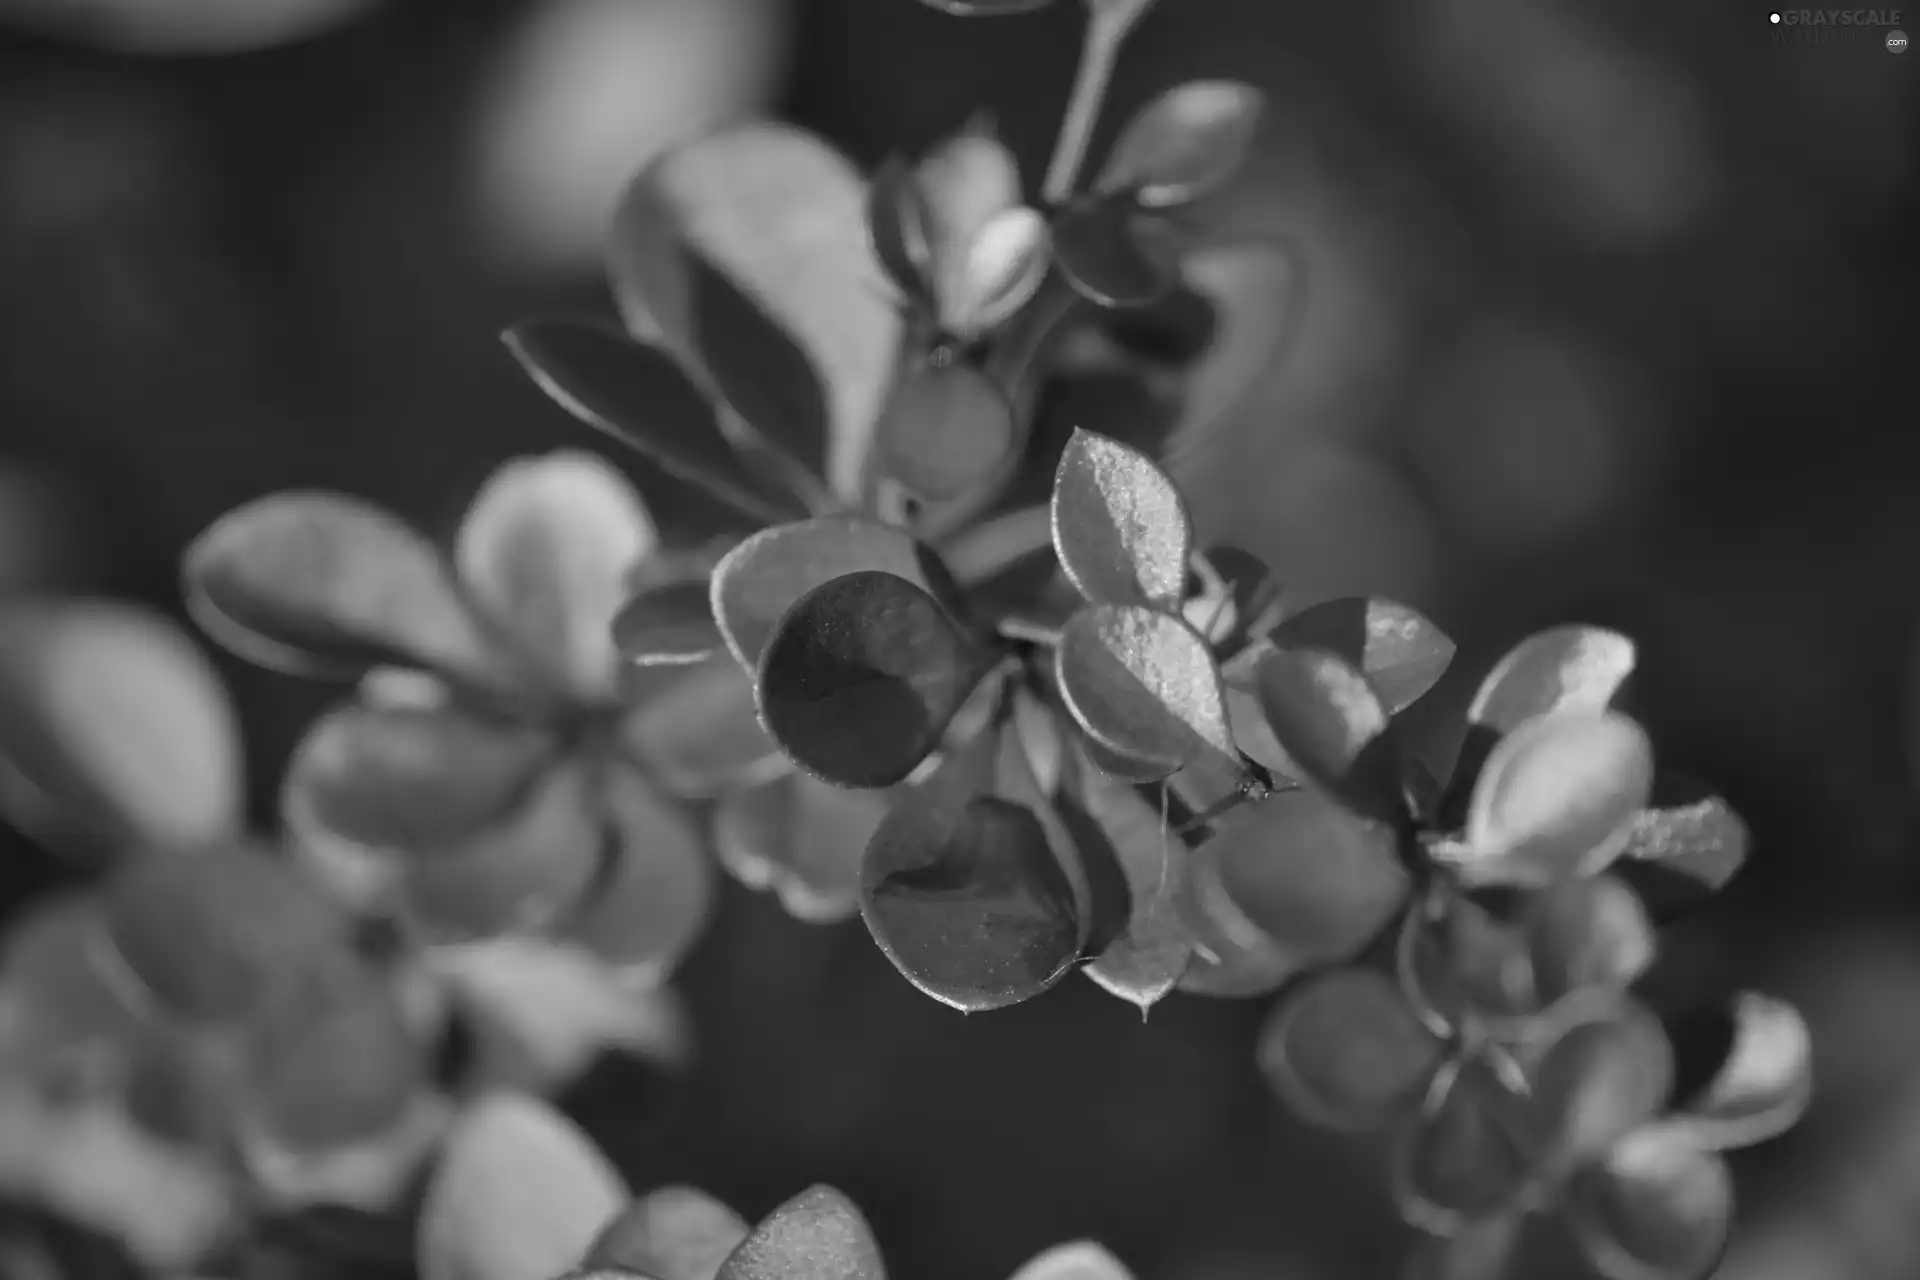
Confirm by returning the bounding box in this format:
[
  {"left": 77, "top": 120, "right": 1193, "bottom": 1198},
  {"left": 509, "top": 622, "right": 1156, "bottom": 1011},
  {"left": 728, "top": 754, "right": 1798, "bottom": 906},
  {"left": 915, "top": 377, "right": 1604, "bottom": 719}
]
[
  {"left": 1095, "top": 80, "right": 1263, "bottom": 207},
  {"left": 1565, "top": 1123, "right": 1733, "bottom": 1280},
  {"left": 619, "top": 658, "right": 783, "bottom": 799},
  {"left": 587, "top": 1185, "right": 749, "bottom": 1280},
  {"left": 1257, "top": 967, "right": 1443, "bottom": 1132},
  {"left": 1007, "top": 1241, "right": 1135, "bottom": 1280},
  {"left": 1667, "top": 992, "right": 1811, "bottom": 1151},
  {"left": 1469, "top": 626, "right": 1637, "bottom": 735},
  {"left": 1072, "top": 761, "right": 1190, "bottom": 1011},
  {"left": 1051, "top": 428, "right": 1193, "bottom": 609},
  {"left": 614, "top": 579, "right": 724, "bottom": 669},
  {"left": 1056, "top": 605, "right": 1232, "bottom": 776},
  {"left": 1392, "top": 1059, "right": 1543, "bottom": 1236},
  {"left": 940, "top": 205, "right": 1050, "bottom": 338},
  {"left": 874, "top": 360, "right": 1017, "bottom": 502},
  {"left": 1251, "top": 646, "right": 1400, "bottom": 818},
  {"left": 1051, "top": 197, "right": 1179, "bottom": 310},
  {"left": 714, "top": 1185, "right": 885, "bottom": 1280},
  {"left": 713, "top": 773, "right": 890, "bottom": 922},
  {"left": 1268, "top": 597, "right": 1455, "bottom": 715}
]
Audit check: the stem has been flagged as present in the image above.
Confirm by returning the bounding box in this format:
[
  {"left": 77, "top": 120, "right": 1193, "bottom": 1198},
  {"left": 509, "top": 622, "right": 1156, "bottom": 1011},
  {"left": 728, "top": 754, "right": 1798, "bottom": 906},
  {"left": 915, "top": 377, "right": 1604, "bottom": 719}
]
[
  {"left": 1040, "top": 1, "right": 1147, "bottom": 206},
  {"left": 996, "top": 616, "right": 1064, "bottom": 648}
]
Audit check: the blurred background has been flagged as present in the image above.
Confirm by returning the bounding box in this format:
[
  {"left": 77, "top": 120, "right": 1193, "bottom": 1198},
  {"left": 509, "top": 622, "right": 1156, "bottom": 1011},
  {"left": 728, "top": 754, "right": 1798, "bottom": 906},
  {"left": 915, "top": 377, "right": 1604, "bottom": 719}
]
[{"left": 0, "top": 0, "right": 1914, "bottom": 1276}]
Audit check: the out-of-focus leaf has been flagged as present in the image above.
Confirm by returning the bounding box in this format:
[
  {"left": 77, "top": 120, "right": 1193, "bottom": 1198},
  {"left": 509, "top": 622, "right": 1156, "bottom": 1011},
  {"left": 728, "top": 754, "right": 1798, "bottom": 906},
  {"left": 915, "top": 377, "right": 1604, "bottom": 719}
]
[
  {"left": 714, "top": 1185, "right": 884, "bottom": 1280},
  {"left": 1174, "top": 940, "right": 1299, "bottom": 999},
  {"left": 1162, "top": 240, "right": 1300, "bottom": 468},
  {"left": 239, "top": 1088, "right": 447, "bottom": 1217},
  {"left": 1667, "top": 992, "right": 1811, "bottom": 1151},
  {"left": 1007, "top": 1241, "right": 1135, "bottom": 1280},
  {"left": 608, "top": 123, "right": 900, "bottom": 501},
  {"left": 686, "top": 255, "right": 832, "bottom": 481},
  {"left": 1392, "top": 1059, "right": 1543, "bottom": 1236},
  {"left": 1401, "top": 1214, "right": 1524, "bottom": 1280},
  {"left": 1456, "top": 712, "right": 1653, "bottom": 887},
  {"left": 1268, "top": 597, "right": 1455, "bottom": 715},
  {"left": 1251, "top": 647, "right": 1400, "bottom": 819},
  {"left": 713, "top": 773, "right": 890, "bottom": 922},
  {"left": 416, "top": 1094, "right": 628, "bottom": 1280},
  {"left": 587, "top": 1185, "right": 748, "bottom": 1280},
  {"left": 711, "top": 516, "right": 934, "bottom": 674},
  {"left": 941, "top": 206, "right": 1049, "bottom": 338},
  {"left": 1094, "top": 80, "right": 1263, "bottom": 207},
  {"left": 1526, "top": 875, "right": 1656, "bottom": 1013},
  {"left": 503, "top": 321, "right": 801, "bottom": 528},
  {"left": 916, "top": 0, "right": 1054, "bottom": 14},
  {"left": 758, "top": 572, "right": 977, "bottom": 789},
  {"left": 614, "top": 579, "right": 724, "bottom": 669},
  {"left": 1051, "top": 428, "right": 1192, "bottom": 609},
  {"left": 122, "top": 1028, "right": 237, "bottom": 1150},
  {"left": 0, "top": 600, "right": 243, "bottom": 849},
  {"left": 1394, "top": 894, "right": 1533, "bottom": 1033},
  {"left": 874, "top": 361, "right": 1017, "bottom": 501},
  {"left": 1072, "top": 760, "right": 1189, "bottom": 1011},
  {"left": 0, "top": 895, "right": 141, "bottom": 1076},
  {"left": 866, "top": 156, "right": 933, "bottom": 301},
  {"left": 1056, "top": 605, "right": 1232, "bottom": 775},
  {"left": 456, "top": 452, "right": 655, "bottom": 700},
  {"left": 1528, "top": 1002, "right": 1674, "bottom": 1173},
  {"left": 1204, "top": 788, "right": 1407, "bottom": 963},
  {"left": 1565, "top": 1123, "right": 1733, "bottom": 1280},
  {"left": 1468, "top": 627, "right": 1637, "bottom": 736},
  {"left": 619, "top": 659, "right": 782, "bottom": 798},
  {"left": 561, "top": 766, "right": 713, "bottom": 984},
  {"left": 1051, "top": 197, "right": 1179, "bottom": 310},
  {"left": 1615, "top": 797, "right": 1747, "bottom": 918},
  {"left": 1257, "top": 966, "right": 1443, "bottom": 1131},
  {"left": 183, "top": 494, "right": 503, "bottom": 684},
  {"left": 861, "top": 748, "right": 1080, "bottom": 1012}
]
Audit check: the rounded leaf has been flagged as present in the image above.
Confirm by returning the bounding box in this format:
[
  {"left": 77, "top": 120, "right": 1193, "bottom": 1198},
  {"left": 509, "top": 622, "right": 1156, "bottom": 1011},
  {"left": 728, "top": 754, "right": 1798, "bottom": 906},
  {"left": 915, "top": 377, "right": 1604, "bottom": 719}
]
[
  {"left": 1394, "top": 892, "right": 1534, "bottom": 1034},
  {"left": 916, "top": 116, "right": 1023, "bottom": 274},
  {"left": 1051, "top": 428, "right": 1193, "bottom": 609},
  {"left": 1095, "top": 80, "right": 1263, "bottom": 207},
  {"left": 619, "top": 658, "right": 782, "bottom": 798},
  {"left": 0, "top": 894, "right": 144, "bottom": 1076},
  {"left": 587, "top": 1185, "right": 749, "bottom": 1280},
  {"left": 1469, "top": 626, "right": 1636, "bottom": 735},
  {"left": 874, "top": 360, "right": 1017, "bottom": 502},
  {"left": 1162, "top": 240, "right": 1301, "bottom": 468},
  {"left": 1251, "top": 646, "right": 1400, "bottom": 818},
  {"left": 940, "top": 205, "right": 1049, "bottom": 338},
  {"left": 758, "top": 571, "right": 977, "bottom": 789},
  {"left": 1527, "top": 875, "right": 1656, "bottom": 1011},
  {"left": 1459, "top": 712, "right": 1654, "bottom": 887},
  {"left": 1529, "top": 1002, "right": 1675, "bottom": 1172},
  {"left": 1667, "top": 992, "right": 1811, "bottom": 1151},
  {"left": 1056, "top": 605, "right": 1233, "bottom": 776},
  {"left": 417, "top": 1094, "right": 628, "bottom": 1280},
  {"left": 1565, "top": 1124, "right": 1733, "bottom": 1280},
  {"left": 183, "top": 493, "right": 502, "bottom": 684},
  {"left": 1007, "top": 1241, "right": 1135, "bottom": 1280},
  {"left": 0, "top": 600, "right": 243, "bottom": 850},
  {"left": 713, "top": 772, "right": 890, "bottom": 922},
  {"left": 1072, "top": 761, "right": 1191, "bottom": 1011},
  {"left": 1051, "top": 197, "right": 1180, "bottom": 310},
  {"left": 1268, "top": 597, "right": 1455, "bottom": 715},
  {"left": 560, "top": 766, "right": 713, "bottom": 985},
  {"left": 614, "top": 579, "right": 725, "bottom": 669},
  {"left": 1257, "top": 967, "right": 1444, "bottom": 1131},
  {"left": 1392, "top": 1059, "right": 1544, "bottom": 1235},
  {"left": 715, "top": 1185, "right": 884, "bottom": 1280}
]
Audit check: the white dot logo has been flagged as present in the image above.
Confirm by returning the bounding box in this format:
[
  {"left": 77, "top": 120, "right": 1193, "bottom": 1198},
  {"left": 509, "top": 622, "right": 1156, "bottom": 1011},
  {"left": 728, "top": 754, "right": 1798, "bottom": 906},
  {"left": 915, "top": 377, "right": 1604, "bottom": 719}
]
[
  {"left": 1770, "top": 11, "right": 1781, "bottom": 21},
  {"left": 1889, "top": 28, "right": 1910, "bottom": 53}
]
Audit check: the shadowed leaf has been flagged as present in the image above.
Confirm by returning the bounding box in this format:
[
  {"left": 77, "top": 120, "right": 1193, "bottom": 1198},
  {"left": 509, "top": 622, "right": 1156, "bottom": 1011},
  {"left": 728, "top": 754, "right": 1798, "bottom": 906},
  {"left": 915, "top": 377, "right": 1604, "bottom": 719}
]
[
  {"left": 714, "top": 1185, "right": 884, "bottom": 1280},
  {"left": 1257, "top": 967, "right": 1443, "bottom": 1131},
  {"left": 1056, "top": 605, "right": 1231, "bottom": 775},
  {"left": 1094, "top": 80, "right": 1263, "bottom": 207},
  {"left": 1173, "top": 941, "right": 1299, "bottom": 998},
  {"left": 1252, "top": 646, "right": 1402, "bottom": 819},
  {"left": 587, "top": 1186, "right": 748, "bottom": 1280},
  {"left": 713, "top": 773, "right": 891, "bottom": 922},
  {"left": 1051, "top": 428, "right": 1192, "bottom": 608},
  {"left": 1268, "top": 597, "right": 1454, "bottom": 715},
  {"left": 875, "top": 361, "right": 1017, "bottom": 501},
  {"left": 866, "top": 156, "right": 933, "bottom": 301},
  {"left": 1052, "top": 197, "right": 1179, "bottom": 310},
  {"left": 1565, "top": 1123, "right": 1733, "bottom": 1280}
]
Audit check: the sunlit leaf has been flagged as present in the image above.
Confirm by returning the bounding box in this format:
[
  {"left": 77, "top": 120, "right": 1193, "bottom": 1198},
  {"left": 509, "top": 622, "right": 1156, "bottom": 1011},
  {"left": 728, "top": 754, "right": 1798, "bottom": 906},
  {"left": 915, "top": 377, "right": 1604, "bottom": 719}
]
[
  {"left": 1614, "top": 797, "right": 1747, "bottom": 920},
  {"left": 183, "top": 493, "right": 503, "bottom": 684},
  {"left": 1526, "top": 875, "right": 1656, "bottom": 1013},
  {"left": 416, "top": 1094, "right": 628, "bottom": 1280},
  {"left": 1666, "top": 992, "right": 1811, "bottom": 1151},
  {"left": 866, "top": 156, "right": 934, "bottom": 301},
  {"left": 608, "top": 123, "right": 900, "bottom": 501},
  {"left": 614, "top": 579, "right": 724, "bottom": 669},
  {"left": 1051, "top": 197, "right": 1179, "bottom": 310},
  {"left": 619, "top": 658, "right": 783, "bottom": 798},
  {"left": 713, "top": 773, "right": 891, "bottom": 922},
  {"left": 940, "top": 206, "right": 1049, "bottom": 338},
  {"left": 1456, "top": 712, "right": 1654, "bottom": 887},
  {"left": 715, "top": 1185, "right": 884, "bottom": 1280},
  {"left": 874, "top": 360, "right": 1017, "bottom": 501},
  {"left": 1257, "top": 967, "right": 1443, "bottom": 1131},
  {"left": 1527, "top": 1002, "right": 1674, "bottom": 1174},
  {"left": 1056, "top": 605, "right": 1232, "bottom": 775},
  {"left": 1565, "top": 1123, "right": 1733, "bottom": 1280},
  {"left": 456, "top": 451, "right": 655, "bottom": 700},
  {"left": 758, "top": 572, "right": 978, "bottom": 789},
  {"left": 560, "top": 766, "right": 713, "bottom": 984},
  {"left": 1095, "top": 80, "right": 1263, "bottom": 207},
  {"left": 1251, "top": 646, "right": 1400, "bottom": 819},
  {"left": 587, "top": 1185, "right": 749, "bottom": 1280},
  {"left": 1268, "top": 597, "right": 1455, "bottom": 715},
  {"left": 1391, "top": 1059, "right": 1543, "bottom": 1236},
  {"left": 1468, "top": 627, "right": 1636, "bottom": 736},
  {"left": 1203, "top": 787, "right": 1407, "bottom": 963},
  {"left": 1072, "top": 760, "right": 1190, "bottom": 1011},
  {"left": 1007, "top": 1241, "right": 1135, "bottom": 1280},
  {"left": 861, "top": 748, "right": 1080, "bottom": 1012},
  {"left": 0, "top": 600, "right": 244, "bottom": 852},
  {"left": 916, "top": 0, "right": 1054, "bottom": 13},
  {"left": 1051, "top": 428, "right": 1192, "bottom": 609},
  {"left": 711, "top": 515, "right": 935, "bottom": 674},
  {"left": 1161, "top": 240, "right": 1300, "bottom": 468}
]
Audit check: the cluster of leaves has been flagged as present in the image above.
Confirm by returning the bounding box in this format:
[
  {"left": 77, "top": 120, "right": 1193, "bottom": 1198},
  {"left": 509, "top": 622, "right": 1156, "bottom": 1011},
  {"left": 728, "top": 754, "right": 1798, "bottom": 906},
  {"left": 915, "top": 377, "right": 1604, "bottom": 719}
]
[{"left": 414, "top": 1090, "right": 1138, "bottom": 1280}]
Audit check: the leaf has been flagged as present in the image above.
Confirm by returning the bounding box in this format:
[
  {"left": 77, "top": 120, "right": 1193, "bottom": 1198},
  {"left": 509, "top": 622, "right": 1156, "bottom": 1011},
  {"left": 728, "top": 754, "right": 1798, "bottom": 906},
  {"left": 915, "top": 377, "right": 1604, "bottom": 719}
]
[
  {"left": 1527, "top": 1002, "right": 1675, "bottom": 1174},
  {"left": 614, "top": 580, "right": 725, "bottom": 669},
  {"left": 1468, "top": 626, "right": 1637, "bottom": 736},
  {"left": 1457, "top": 712, "right": 1654, "bottom": 887},
  {"left": 1391, "top": 1059, "right": 1543, "bottom": 1236},
  {"left": 712, "top": 773, "right": 891, "bottom": 922},
  {"left": 0, "top": 895, "right": 144, "bottom": 1078},
  {"left": 1173, "top": 941, "right": 1299, "bottom": 999},
  {"left": 758, "top": 572, "right": 978, "bottom": 789},
  {"left": 1051, "top": 197, "right": 1179, "bottom": 310},
  {"left": 1614, "top": 797, "right": 1747, "bottom": 918},
  {"left": 1525, "top": 875, "right": 1656, "bottom": 1013},
  {"left": 1056, "top": 605, "right": 1232, "bottom": 776},
  {"left": 560, "top": 765, "right": 714, "bottom": 984},
  {"left": 940, "top": 206, "right": 1050, "bottom": 338},
  {"left": 1268, "top": 597, "right": 1455, "bottom": 715},
  {"left": 916, "top": 0, "right": 1054, "bottom": 13},
  {"left": 183, "top": 493, "right": 503, "bottom": 684},
  {"left": 1564, "top": 1123, "right": 1733, "bottom": 1280},
  {"left": 866, "top": 156, "right": 934, "bottom": 301},
  {"left": 1257, "top": 967, "right": 1444, "bottom": 1132},
  {"left": 618, "top": 658, "right": 782, "bottom": 798},
  {"left": 860, "top": 750, "right": 1081, "bottom": 1012},
  {"left": 1095, "top": 80, "right": 1263, "bottom": 207},
  {"left": 1199, "top": 787, "right": 1408, "bottom": 964},
  {"left": 715, "top": 1186, "right": 884, "bottom": 1280},
  {"left": 456, "top": 451, "right": 657, "bottom": 700},
  {"left": 1051, "top": 428, "right": 1193, "bottom": 608},
  {"left": 710, "top": 515, "right": 935, "bottom": 674},
  {"left": 1666, "top": 992, "right": 1811, "bottom": 1151},
  {"left": 0, "top": 599, "right": 243, "bottom": 849},
  {"left": 1161, "top": 240, "right": 1300, "bottom": 468},
  {"left": 503, "top": 321, "right": 802, "bottom": 528},
  {"left": 238, "top": 1090, "right": 447, "bottom": 1218},
  {"left": 874, "top": 360, "right": 1018, "bottom": 501},
  {"left": 586, "top": 1186, "right": 749, "bottom": 1280},
  {"left": 1251, "top": 646, "right": 1401, "bottom": 819},
  {"left": 1072, "top": 762, "right": 1190, "bottom": 1011},
  {"left": 1006, "top": 1241, "right": 1135, "bottom": 1280},
  {"left": 608, "top": 123, "right": 901, "bottom": 501},
  {"left": 416, "top": 1094, "right": 628, "bottom": 1280},
  {"left": 1401, "top": 1214, "right": 1525, "bottom": 1280},
  {"left": 686, "top": 254, "right": 833, "bottom": 482},
  {"left": 1394, "top": 894, "right": 1534, "bottom": 1034}
]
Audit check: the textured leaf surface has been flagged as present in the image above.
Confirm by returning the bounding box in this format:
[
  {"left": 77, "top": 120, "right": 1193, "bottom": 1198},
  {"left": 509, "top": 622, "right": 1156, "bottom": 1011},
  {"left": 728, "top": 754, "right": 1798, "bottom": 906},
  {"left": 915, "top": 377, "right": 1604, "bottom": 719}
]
[
  {"left": 1056, "top": 605, "right": 1231, "bottom": 775},
  {"left": 1526, "top": 875, "right": 1656, "bottom": 1012},
  {"left": 1268, "top": 597, "right": 1455, "bottom": 715},
  {"left": 1095, "top": 80, "right": 1263, "bottom": 207},
  {"left": 874, "top": 361, "right": 1016, "bottom": 501},
  {"left": 1565, "top": 1124, "right": 1733, "bottom": 1280},
  {"left": 587, "top": 1185, "right": 749, "bottom": 1280},
  {"left": 713, "top": 773, "right": 890, "bottom": 922},
  {"left": 714, "top": 1185, "right": 885, "bottom": 1280},
  {"left": 1051, "top": 428, "right": 1192, "bottom": 608},
  {"left": 1257, "top": 967, "right": 1442, "bottom": 1131},
  {"left": 1615, "top": 797, "right": 1748, "bottom": 916}
]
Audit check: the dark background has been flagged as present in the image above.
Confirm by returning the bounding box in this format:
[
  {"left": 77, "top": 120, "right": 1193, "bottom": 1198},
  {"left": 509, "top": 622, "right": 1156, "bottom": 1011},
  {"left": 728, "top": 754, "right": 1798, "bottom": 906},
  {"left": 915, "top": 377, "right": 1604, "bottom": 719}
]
[{"left": 0, "top": 0, "right": 1915, "bottom": 1276}]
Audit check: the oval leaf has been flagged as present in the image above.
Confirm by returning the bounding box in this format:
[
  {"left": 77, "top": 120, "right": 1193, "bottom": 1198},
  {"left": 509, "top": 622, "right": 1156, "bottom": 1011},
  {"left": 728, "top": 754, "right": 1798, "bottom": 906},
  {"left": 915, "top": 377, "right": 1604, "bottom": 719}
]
[
  {"left": 1056, "top": 605, "right": 1233, "bottom": 775},
  {"left": 1469, "top": 626, "right": 1637, "bottom": 735},
  {"left": 560, "top": 766, "right": 714, "bottom": 984},
  {"left": 1394, "top": 893, "right": 1534, "bottom": 1035},
  {"left": 1667, "top": 992, "right": 1811, "bottom": 1151},
  {"left": 940, "top": 205, "right": 1049, "bottom": 338},
  {"left": 1527, "top": 1003, "right": 1675, "bottom": 1174},
  {"left": 713, "top": 772, "right": 891, "bottom": 922},
  {"left": 1391, "top": 1060, "right": 1544, "bottom": 1236},
  {"left": 1526, "top": 874, "right": 1656, "bottom": 1013},
  {"left": 874, "top": 360, "right": 1018, "bottom": 502},
  {"left": 714, "top": 1185, "right": 884, "bottom": 1280},
  {"left": 587, "top": 1185, "right": 749, "bottom": 1280},
  {"left": 1051, "top": 428, "right": 1193, "bottom": 609},
  {"left": 417, "top": 1094, "right": 628, "bottom": 1280},
  {"left": 1162, "top": 240, "right": 1301, "bottom": 469},
  {"left": 1564, "top": 1124, "right": 1733, "bottom": 1280},
  {"left": 618, "top": 658, "right": 782, "bottom": 799},
  {"left": 1007, "top": 1241, "right": 1135, "bottom": 1280},
  {"left": 916, "top": 116, "right": 1023, "bottom": 272},
  {"left": 1268, "top": 597, "right": 1455, "bottom": 715},
  {"left": 1072, "top": 761, "right": 1190, "bottom": 1011},
  {"left": 614, "top": 579, "right": 725, "bottom": 669},
  {"left": 1251, "top": 646, "right": 1401, "bottom": 818},
  {"left": 1051, "top": 197, "right": 1179, "bottom": 310},
  {"left": 1095, "top": 80, "right": 1263, "bottom": 207},
  {"left": 1257, "top": 966, "right": 1444, "bottom": 1132},
  {"left": 758, "top": 571, "right": 977, "bottom": 789}
]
